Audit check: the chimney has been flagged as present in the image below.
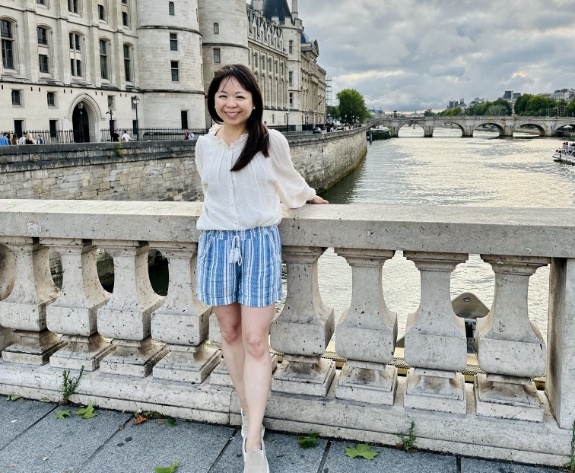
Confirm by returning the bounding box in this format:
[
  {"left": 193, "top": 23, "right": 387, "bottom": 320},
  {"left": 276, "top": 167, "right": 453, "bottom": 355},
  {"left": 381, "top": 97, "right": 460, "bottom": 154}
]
[{"left": 292, "top": 0, "right": 298, "bottom": 18}]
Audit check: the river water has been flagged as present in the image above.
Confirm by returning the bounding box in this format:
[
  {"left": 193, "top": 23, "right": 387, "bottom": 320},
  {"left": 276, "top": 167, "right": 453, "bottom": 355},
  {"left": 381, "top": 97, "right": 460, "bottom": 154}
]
[{"left": 316, "top": 127, "right": 575, "bottom": 343}]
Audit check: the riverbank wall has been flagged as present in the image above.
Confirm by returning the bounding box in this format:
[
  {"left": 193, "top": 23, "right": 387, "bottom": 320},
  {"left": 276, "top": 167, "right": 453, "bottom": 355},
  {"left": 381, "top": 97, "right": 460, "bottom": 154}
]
[{"left": 0, "top": 129, "right": 366, "bottom": 202}]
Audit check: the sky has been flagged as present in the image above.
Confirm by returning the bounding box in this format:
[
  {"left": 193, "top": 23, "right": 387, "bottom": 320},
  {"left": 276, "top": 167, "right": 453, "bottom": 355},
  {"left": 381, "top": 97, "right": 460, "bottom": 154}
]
[{"left": 269, "top": 0, "right": 575, "bottom": 112}]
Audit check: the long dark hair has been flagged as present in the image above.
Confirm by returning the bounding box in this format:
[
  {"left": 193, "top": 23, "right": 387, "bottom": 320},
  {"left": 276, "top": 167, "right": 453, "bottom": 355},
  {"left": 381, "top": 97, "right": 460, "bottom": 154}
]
[{"left": 207, "top": 64, "right": 269, "bottom": 171}]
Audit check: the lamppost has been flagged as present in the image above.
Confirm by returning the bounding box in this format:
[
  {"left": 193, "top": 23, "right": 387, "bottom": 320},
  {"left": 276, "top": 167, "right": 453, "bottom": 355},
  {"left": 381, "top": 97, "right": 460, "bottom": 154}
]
[
  {"left": 131, "top": 96, "right": 140, "bottom": 140},
  {"left": 78, "top": 102, "right": 85, "bottom": 142},
  {"left": 106, "top": 108, "right": 114, "bottom": 140},
  {"left": 285, "top": 111, "right": 289, "bottom": 134}
]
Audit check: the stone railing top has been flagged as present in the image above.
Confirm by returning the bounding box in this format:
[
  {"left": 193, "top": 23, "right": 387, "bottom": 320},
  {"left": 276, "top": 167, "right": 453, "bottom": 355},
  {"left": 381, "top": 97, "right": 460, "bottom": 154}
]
[{"left": 0, "top": 199, "right": 574, "bottom": 257}]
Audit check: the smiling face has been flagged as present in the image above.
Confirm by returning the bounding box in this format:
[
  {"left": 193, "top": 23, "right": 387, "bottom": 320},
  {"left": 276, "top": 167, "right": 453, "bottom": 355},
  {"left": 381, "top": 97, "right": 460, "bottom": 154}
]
[{"left": 214, "top": 76, "right": 254, "bottom": 133}]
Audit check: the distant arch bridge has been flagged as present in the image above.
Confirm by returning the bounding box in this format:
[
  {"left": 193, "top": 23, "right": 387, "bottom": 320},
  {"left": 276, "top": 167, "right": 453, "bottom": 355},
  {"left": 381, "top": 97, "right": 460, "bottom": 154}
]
[{"left": 366, "top": 116, "right": 575, "bottom": 138}]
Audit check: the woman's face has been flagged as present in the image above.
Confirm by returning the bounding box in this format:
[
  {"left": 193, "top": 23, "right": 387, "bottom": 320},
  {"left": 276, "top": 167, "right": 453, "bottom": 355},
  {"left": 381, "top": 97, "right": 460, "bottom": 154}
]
[{"left": 214, "top": 77, "right": 254, "bottom": 131}]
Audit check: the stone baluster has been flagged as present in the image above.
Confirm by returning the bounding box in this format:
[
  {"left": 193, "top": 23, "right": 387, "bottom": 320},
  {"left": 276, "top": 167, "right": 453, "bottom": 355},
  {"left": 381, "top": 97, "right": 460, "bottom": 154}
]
[
  {"left": 271, "top": 246, "right": 335, "bottom": 397},
  {"left": 0, "top": 244, "right": 16, "bottom": 350},
  {"left": 334, "top": 248, "right": 398, "bottom": 405},
  {"left": 42, "top": 238, "right": 113, "bottom": 371},
  {"left": 151, "top": 242, "right": 220, "bottom": 384},
  {"left": 475, "top": 255, "right": 550, "bottom": 422},
  {"left": 403, "top": 251, "right": 468, "bottom": 414},
  {"left": 547, "top": 258, "right": 575, "bottom": 429},
  {"left": 96, "top": 240, "right": 166, "bottom": 377},
  {"left": 0, "top": 238, "right": 64, "bottom": 364}
]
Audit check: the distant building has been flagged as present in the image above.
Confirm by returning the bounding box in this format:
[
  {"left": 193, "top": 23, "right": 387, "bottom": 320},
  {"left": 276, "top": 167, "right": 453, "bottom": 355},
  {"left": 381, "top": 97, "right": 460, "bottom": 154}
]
[
  {"left": 550, "top": 88, "right": 575, "bottom": 101},
  {"left": 447, "top": 98, "right": 466, "bottom": 109},
  {"left": 503, "top": 90, "right": 513, "bottom": 100},
  {"left": 468, "top": 97, "right": 486, "bottom": 107},
  {"left": 0, "top": 0, "right": 326, "bottom": 141}
]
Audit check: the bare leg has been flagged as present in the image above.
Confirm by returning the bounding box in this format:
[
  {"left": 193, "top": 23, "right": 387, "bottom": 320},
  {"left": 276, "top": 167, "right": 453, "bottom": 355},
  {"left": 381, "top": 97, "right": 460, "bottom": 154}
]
[
  {"left": 242, "top": 304, "right": 274, "bottom": 451},
  {"left": 214, "top": 303, "right": 249, "bottom": 417}
]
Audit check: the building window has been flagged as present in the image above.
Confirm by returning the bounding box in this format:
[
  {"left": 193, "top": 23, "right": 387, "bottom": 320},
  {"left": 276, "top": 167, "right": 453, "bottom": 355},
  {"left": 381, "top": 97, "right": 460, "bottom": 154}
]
[
  {"left": 168, "top": 2, "right": 175, "bottom": 15},
  {"left": 122, "top": 0, "right": 127, "bottom": 4},
  {"left": 69, "top": 32, "right": 81, "bottom": 50},
  {"left": 171, "top": 61, "right": 179, "bottom": 81},
  {"left": 213, "top": 48, "right": 220, "bottom": 64},
  {"left": 107, "top": 95, "right": 115, "bottom": 109},
  {"left": 170, "top": 33, "right": 178, "bottom": 51},
  {"left": 37, "top": 0, "right": 46, "bottom": 4},
  {"left": 289, "top": 40, "right": 293, "bottom": 54},
  {"left": 70, "top": 58, "right": 82, "bottom": 76},
  {"left": 289, "top": 71, "right": 293, "bottom": 86},
  {"left": 289, "top": 92, "right": 293, "bottom": 106},
  {"left": 1, "top": 20, "right": 15, "bottom": 69},
  {"left": 99, "top": 39, "right": 109, "bottom": 79},
  {"left": 11, "top": 90, "right": 22, "bottom": 106},
  {"left": 68, "top": 0, "right": 79, "bottom": 14},
  {"left": 98, "top": 4, "right": 105, "bottom": 21},
  {"left": 254, "top": 53, "right": 258, "bottom": 67},
  {"left": 181, "top": 111, "right": 188, "bottom": 130},
  {"left": 214, "top": 23, "right": 219, "bottom": 34},
  {"left": 37, "top": 27, "right": 48, "bottom": 45},
  {"left": 39, "top": 54, "right": 49, "bottom": 73},
  {"left": 122, "top": 12, "right": 129, "bottom": 27},
  {"left": 123, "top": 44, "right": 132, "bottom": 82},
  {"left": 47, "top": 92, "right": 55, "bottom": 106}
]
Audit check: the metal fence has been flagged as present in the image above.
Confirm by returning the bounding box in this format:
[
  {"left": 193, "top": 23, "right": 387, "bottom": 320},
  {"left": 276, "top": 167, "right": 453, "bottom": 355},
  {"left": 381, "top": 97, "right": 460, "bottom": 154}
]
[
  {"left": 0, "top": 129, "right": 75, "bottom": 145},
  {"left": 100, "top": 128, "right": 208, "bottom": 142}
]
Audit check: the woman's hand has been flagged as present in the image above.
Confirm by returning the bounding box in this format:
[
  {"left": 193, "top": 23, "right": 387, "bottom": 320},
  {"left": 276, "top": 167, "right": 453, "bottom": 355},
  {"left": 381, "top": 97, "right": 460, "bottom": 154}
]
[{"left": 307, "top": 195, "right": 329, "bottom": 204}]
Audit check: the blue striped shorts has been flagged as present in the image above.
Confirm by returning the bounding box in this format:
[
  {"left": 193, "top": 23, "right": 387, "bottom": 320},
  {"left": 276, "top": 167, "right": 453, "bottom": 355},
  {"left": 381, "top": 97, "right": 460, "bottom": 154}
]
[{"left": 195, "top": 226, "right": 283, "bottom": 308}]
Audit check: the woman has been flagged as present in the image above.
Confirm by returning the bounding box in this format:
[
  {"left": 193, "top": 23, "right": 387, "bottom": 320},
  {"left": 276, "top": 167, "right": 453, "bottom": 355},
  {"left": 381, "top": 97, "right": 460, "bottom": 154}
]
[
  {"left": 25, "top": 132, "right": 36, "bottom": 144},
  {"left": 195, "top": 64, "right": 327, "bottom": 473}
]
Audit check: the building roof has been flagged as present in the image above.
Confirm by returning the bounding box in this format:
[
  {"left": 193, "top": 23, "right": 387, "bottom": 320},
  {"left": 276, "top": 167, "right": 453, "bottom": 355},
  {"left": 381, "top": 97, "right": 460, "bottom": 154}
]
[{"left": 262, "top": 0, "right": 292, "bottom": 22}]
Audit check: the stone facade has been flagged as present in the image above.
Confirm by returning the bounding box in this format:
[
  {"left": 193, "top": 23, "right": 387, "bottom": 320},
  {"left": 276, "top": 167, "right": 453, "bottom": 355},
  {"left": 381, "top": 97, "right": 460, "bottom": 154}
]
[
  {"left": 0, "top": 0, "right": 325, "bottom": 139},
  {"left": 0, "top": 128, "right": 366, "bottom": 201}
]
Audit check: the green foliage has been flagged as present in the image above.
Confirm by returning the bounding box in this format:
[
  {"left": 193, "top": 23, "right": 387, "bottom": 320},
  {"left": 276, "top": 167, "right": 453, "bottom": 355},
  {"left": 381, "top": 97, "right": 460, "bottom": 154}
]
[
  {"left": 62, "top": 366, "right": 84, "bottom": 404},
  {"left": 298, "top": 432, "right": 320, "bottom": 449},
  {"left": 154, "top": 461, "right": 179, "bottom": 473},
  {"left": 75, "top": 402, "right": 98, "bottom": 419},
  {"left": 397, "top": 421, "right": 417, "bottom": 452},
  {"left": 6, "top": 394, "right": 21, "bottom": 401},
  {"left": 344, "top": 443, "right": 379, "bottom": 460},
  {"left": 336, "top": 88, "right": 370, "bottom": 124},
  {"left": 56, "top": 409, "right": 71, "bottom": 420},
  {"left": 423, "top": 109, "right": 435, "bottom": 117},
  {"left": 167, "top": 418, "right": 177, "bottom": 426},
  {"left": 438, "top": 107, "right": 463, "bottom": 117}
]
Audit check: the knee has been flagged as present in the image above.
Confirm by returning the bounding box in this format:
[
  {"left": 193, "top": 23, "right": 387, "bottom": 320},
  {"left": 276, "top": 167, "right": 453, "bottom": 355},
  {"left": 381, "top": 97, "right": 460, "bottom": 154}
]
[
  {"left": 219, "top": 324, "right": 242, "bottom": 344},
  {"left": 243, "top": 333, "right": 269, "bottom": 359}
]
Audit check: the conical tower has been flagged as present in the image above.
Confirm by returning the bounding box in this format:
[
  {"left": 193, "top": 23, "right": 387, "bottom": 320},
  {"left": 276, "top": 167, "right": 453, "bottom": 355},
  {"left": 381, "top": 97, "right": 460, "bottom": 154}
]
[{"left": 136, "top": 0, "right": 205, "bottom": 129}]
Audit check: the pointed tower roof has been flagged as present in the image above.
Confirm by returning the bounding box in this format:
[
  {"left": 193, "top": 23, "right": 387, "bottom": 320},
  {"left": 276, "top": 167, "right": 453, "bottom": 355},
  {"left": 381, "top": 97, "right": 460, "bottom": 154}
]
[{"left": 262, "top": 0, "right": 292, "bottom": 22}]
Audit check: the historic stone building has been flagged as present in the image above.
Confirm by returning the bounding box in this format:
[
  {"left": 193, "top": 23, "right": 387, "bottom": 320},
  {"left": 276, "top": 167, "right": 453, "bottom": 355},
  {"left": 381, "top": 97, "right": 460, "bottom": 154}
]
[{"left": 0, "top": 0, "right": 326, "bottom": 142}]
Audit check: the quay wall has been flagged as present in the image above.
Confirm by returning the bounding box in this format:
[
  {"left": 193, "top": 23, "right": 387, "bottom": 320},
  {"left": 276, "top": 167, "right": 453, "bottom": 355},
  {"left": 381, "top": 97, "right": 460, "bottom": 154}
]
[{"left": 0, "top": 129, "right": 366, "bottom": 201}]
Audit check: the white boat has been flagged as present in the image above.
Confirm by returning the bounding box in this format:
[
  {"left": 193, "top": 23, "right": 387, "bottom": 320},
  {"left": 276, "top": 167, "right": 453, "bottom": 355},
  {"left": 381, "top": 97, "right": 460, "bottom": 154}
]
[{"left": 553, "top": 142, "right": 575, "bottom": 164}]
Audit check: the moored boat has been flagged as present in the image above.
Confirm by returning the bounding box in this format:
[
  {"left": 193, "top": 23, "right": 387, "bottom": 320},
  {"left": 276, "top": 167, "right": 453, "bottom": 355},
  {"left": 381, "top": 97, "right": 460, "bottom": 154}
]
[{"left": 553, "top": 141, "right": 575, "bottom": 164}]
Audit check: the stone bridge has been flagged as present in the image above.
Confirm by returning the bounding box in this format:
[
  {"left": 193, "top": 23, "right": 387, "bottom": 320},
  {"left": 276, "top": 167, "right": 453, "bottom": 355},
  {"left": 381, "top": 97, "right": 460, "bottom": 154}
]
[
  {"left": 368, "top": 116, "right": 575, "bottom": 138},
  {"left": 1, "top": 200, "right": 575, "bottom": 467}
]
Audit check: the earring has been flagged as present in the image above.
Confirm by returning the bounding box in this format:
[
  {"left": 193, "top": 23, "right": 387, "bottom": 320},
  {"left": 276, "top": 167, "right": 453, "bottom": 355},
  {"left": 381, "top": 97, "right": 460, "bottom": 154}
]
[{"left": 253, "top": 106, "right": 256, "bottom": 110}]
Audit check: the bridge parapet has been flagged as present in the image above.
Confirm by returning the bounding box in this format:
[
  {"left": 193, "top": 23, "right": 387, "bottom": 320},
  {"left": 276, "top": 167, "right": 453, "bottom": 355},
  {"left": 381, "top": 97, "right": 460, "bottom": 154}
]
[{"left": 0, "top": 200, "right": 574, "bottom": 467}]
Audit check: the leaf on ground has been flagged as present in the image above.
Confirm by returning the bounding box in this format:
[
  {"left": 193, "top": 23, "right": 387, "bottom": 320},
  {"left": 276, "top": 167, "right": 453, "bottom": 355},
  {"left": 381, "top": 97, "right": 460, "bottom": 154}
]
[
  {"left": 56, "top": 410, "right": 71, "bottom": 419},
  {"left": 6, "top": 394, "right": 21, "bottom": 401},
  {"left": 134, "top": 415, "right": 148, "bottom": 425},
  {"left": 75, "top": 403, "right": 98, "bottom": 419},
  {"left": 167, "top": 418, "right": 177, "bottom": 426},
  {"left": 154, "top": 461, "right": 179, "bottom": 473},
  {"left": 345, "top": 443, "right": 379, "bottom": 460},
  {"left": 298, "top": 432, "right": 320, "bottom": 449}
]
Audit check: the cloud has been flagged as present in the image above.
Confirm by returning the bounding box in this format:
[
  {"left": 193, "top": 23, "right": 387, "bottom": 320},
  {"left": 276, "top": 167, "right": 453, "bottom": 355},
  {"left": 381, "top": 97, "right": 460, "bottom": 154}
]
[{"left": 289, "top": 0, "right": 575, "bottom": 111}]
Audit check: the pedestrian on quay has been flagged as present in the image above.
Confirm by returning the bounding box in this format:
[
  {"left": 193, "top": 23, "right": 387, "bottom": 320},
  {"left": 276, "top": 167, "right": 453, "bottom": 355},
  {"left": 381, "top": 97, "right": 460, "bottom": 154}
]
[
  {"left": 195, "top": 64, "right": 328, "bottom": 473},
  {"left": 121, "top": 130, "right": 132, "bottom": 142},
  {"left": 0, "top": 132, "right": 9, "bottom": 146},
  {"left": 10, "top": 134, "right": 17, "bottom": 145}
]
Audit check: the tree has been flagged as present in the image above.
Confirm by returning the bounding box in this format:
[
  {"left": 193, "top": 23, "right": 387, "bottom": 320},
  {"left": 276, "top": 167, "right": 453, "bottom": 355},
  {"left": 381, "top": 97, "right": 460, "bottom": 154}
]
[{"left": 336, "top": 89, "right": 370, "bottom": 124}]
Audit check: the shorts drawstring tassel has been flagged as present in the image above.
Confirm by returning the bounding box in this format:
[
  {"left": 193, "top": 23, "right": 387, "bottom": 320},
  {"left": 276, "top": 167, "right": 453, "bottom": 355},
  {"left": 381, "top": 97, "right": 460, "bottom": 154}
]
[{"left": 229, "top": 235, "right": 242, "bottom": 265}]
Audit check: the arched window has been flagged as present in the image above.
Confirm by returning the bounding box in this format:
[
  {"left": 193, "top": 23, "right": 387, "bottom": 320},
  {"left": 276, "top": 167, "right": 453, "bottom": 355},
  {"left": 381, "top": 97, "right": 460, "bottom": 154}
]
[
  {"left": 168, "top": 2, "right": 175, "bottom": 15},
  {"left": 214, "top": 23, "right": 219, "bottom": 34},
  {"left": 1, "top": 19, "right": 15, "bottom": 69}
]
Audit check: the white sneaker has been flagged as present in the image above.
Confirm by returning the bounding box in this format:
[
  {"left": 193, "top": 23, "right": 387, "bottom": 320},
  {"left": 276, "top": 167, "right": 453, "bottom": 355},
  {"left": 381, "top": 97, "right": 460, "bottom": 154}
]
[
  {"left": 242, "top": 425, "right": 266, "bottom": 461},
  {"left": 243, "top": 441, "right": 269, "bottom": 473},
  {"left": 241, "top": 408, "right": 248, "bottom": 439}
]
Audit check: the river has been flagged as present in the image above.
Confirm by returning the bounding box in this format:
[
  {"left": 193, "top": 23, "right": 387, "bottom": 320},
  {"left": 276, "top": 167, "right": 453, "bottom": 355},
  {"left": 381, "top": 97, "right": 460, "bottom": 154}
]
[{"left": 317, "top": 127, "right": 575, "bottom": 343}]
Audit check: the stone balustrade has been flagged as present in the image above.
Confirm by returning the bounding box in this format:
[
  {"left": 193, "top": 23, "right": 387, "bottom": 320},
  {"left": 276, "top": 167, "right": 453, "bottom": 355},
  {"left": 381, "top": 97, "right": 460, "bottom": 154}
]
[{"left": 0, "top": 199, "right": 574, "bottom": 466}]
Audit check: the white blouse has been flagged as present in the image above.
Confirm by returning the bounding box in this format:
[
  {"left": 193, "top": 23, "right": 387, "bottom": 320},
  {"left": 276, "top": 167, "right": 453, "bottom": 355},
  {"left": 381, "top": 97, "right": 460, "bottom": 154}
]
[{"left": 195, "top": 125, "right": 316, "bottom": 231}]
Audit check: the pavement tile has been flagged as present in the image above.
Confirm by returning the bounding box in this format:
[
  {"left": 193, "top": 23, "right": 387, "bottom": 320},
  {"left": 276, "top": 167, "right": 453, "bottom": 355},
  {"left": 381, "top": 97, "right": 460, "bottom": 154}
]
[
  {"left": 0, "top": 403, "right": 131, "bottom": 473},
  {"left": 80, "top": 415, "right": 235, "bottom": 473},
  {"left": 0, "top": 398, "right": 56, "bottom": 449},
  {"left": 210, "top": 430, "right": 328, "bottom": 473},
  {"left": 461, "top": 457, "right": 564, "bottom": 473},
  {"left": 322, "top": 441, "right": 458, "bottom": 473}
]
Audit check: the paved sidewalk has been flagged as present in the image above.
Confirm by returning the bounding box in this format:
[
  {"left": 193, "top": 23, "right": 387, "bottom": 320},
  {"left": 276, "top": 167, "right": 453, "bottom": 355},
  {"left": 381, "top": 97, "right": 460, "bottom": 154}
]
[{"left": 0, "top": 398, "right": 566, "bottom": 473}]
